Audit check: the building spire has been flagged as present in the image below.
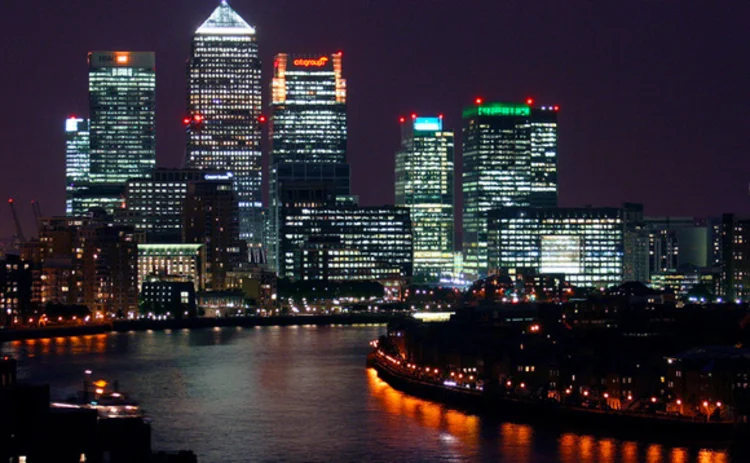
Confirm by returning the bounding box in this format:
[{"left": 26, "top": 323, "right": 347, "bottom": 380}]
[{"left": 195, "top": 1, "right": 255, "bottom": 35}]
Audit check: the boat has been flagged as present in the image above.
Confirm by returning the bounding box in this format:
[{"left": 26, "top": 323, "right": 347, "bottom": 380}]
[{"left": 50, "top": 370, "right": 147, "bottom": 420}]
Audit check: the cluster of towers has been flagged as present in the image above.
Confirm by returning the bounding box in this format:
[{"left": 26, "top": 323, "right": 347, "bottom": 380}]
[{"left": 64, "top": 1, "right": 565, "bottom": 287}]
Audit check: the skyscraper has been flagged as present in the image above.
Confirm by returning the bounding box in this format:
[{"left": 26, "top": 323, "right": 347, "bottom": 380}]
[
  {"left": 65, "top": 117, "right": 90, "bottom": 216},
  {"left": 395, "top": 115, "right": 454, "bottom": 282},
  {"left": 185, "top": 1, "right": 263, "bottom": 246},
  {"left": 270, "top": 52, "right": 347, "bottom": 164},
  {"left": 462, "top": 100, "right": 559, "bottom": 277},
  {"left": 267, "top": 52, "right": 348, "bottom": 270},
  {"left": 88, "top": 51, "right": 156, "bottom": 213}
]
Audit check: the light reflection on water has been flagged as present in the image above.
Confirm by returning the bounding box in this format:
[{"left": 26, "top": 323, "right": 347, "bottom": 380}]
[{"left": 0, "top": 328, "right": 738, "bottom": 463}]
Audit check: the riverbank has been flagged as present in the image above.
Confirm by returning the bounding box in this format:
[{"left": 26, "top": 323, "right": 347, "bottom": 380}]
[
  {"left": 369, "top": 352, "right": 746, "bottom": 445},
  {"left": 0, "top": 313, "right": 404, "bottom": 343}
]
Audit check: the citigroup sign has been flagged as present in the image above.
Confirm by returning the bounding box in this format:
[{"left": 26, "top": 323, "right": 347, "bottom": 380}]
[{"left": 293, "top": 56, "right": 329, "bottom": 67}]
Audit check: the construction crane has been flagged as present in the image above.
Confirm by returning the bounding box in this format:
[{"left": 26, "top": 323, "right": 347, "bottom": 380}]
[
  {"left": 8, "top": 198, "right": 26, "bottom": 250},
  {"left": 31, "top": 200, "right": 42, "bottom": 234}
]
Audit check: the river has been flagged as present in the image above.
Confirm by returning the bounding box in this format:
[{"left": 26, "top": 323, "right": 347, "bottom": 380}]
[{"left": 1, "top": 325, "right": 742, "bottom": 462}]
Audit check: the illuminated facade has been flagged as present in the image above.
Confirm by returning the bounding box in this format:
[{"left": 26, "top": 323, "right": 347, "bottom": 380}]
[
  {"left": 299, "top": 237, "right": 402, "bottom": 282},
  {"left": 118, "top": 169, "right": 229, "bottom": 243},
  {"left": 137, "top": 244, "right": 206, "bottom": 293},
  {"left": 395, "top": 116, "right": 454, "bottom": 282},
  {"left": 487, "top": 207, "right": 624, "bottom": 288},
  {"left": 65, "top": 117, "right": 90, "bottom": 216},
  {"left": 270, "top": 52, "right": 346, "bottom": 164},
  {"left": 280, "top": 206, "right": 413, "bottom": 283},
  {"left": 462, "top": 101, "right": 558, "bottom": 277},
  {"left": 268, "top": 52, "right": 348, "bottom": 272},
  {"left": 88, "top": 51, "right": 156, "bottom": 213},
  {"left": 267, "top": 162, "right": 351, "bottom": 271},
  {"left": 186, "top": 1, "right": 263, "bottom": 246}
]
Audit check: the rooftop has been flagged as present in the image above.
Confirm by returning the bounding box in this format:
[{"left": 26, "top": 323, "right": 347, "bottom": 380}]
[{"left": 196, "top": 1, "right": 255, "bottom": 36}]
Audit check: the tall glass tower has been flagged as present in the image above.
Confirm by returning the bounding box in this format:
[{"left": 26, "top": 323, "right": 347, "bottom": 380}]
[
  {"left": 267, "top": 52, "right": 348, "bottom": 271},
  {"left": 270, "top": 52, "right": 347, "bottom": 164},
  {"left": 65, "top": 117, "right": 90, "bottom": 216},
  {"left": 395, "top": 115, "right": 454, "bottom": 283},
  {"left": 88, "top": 51, "right": 156, "bottom": 213},
  {"left": 185, "top": 1, "right": 263, "bottom": 246},
  {"left": 462, "top": 100, "right": 558, "bottom": 278}
]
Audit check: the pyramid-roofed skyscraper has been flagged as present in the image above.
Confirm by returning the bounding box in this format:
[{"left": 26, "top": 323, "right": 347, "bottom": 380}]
[{"left": 185, "top": 1, "right": 263, "bottom": 247}]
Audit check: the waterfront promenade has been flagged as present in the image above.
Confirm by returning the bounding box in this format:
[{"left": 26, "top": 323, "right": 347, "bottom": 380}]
[{"left": 0, "top": 312, "right": 406, "bottom": 343}]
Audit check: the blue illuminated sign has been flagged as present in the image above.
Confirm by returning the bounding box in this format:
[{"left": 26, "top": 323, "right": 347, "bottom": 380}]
[{"left": 413, "top": 117, "right": 442, "bottom": 132}]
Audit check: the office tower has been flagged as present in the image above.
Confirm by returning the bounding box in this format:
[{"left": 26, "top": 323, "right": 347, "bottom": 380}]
[
  {"left": 267, "top": 52, "right": 348, "bottom": 271},
  {"left": 186, "top": 1, "right": 263, "bottom": 246},
  {"left": 118, "top": 169, "right": 228, "bottom": 243},
  {"left": 270, "top": 52, "right": 347, "bottom": 164},
  {"left": 182, "top": 180, "right": 247, "bottom": 290},
  {"left": 487, "top": 207, "right": 624, "bottom": 288},
  {"left": 65, "top": 117, "right": 90, "bottom": 216},
  {"left": 280, "top": 205, "right": 413, "bottom": 283},
  {"left": 395, "top": 115, "right": 454, "bottom": 283},
  {"left": 137, "top": 244, "right": 206, "bottom": 292},
  {"left": 268, "top": 163, "right": 351, "bottom": 271},
  {"left": 462, "top": 100, "right": 559, "bottom": 277},
  {"left": 88, "top": 51, "right": 156, "bottom": 213}
]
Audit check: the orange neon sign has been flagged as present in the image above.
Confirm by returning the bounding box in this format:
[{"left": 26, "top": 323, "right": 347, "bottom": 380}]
[
  {"left": 293, "top": 56, "right": 329, "bottom": 67},
  {"left": 116, "top": 54, "right": 129, "bottom": 64}
]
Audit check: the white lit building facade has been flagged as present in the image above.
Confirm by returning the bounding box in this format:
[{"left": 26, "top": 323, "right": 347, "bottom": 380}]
[
  {"left": 395, "top": 116, "right": 454, "bottom": 283},
  {"left": 88, "top": 51, "right": 156, "bottom": 213},
  {"left": 462, "top": 101, "right": 558, "bottom": 277},
  {"left": 185, "top": 1, "right": 263, "bottom": 246},
  {"left": 487, "top": 207, "right": 624, "bottom": 288},
  {"left": 65, "top": 117, "right": 90, "bottom": 216}
]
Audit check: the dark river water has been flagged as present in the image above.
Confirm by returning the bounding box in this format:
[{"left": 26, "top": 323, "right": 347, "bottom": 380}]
[{"left": 0, "top": 325, "right": 744, "bottom": 462}]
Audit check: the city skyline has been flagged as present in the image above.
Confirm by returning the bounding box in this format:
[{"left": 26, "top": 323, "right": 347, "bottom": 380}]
[{"left": 2, "top": 1, "right": 749, "bottom": 238}]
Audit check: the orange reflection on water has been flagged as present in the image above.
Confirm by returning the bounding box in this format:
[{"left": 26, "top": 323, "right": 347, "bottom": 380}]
[
  {"left": 622, "top": 441, "right": 639, "bottom": 463},
  {"left": 698, "top": 449, "right": 728, "bottom": 463},
  {"left": 598, "top": 438, "right": 615, "bottom": 461},
  {"left": 366, "top": 368, "right": 479, "bottom": 450},
  {"left": 671, "top": 448, "right": 689, "bottom": 463},
  {"left": 647, "top": 443, "right": 664, "bottom": 463},
  {"left": 500, "top": 422, "right": 533, "bottom": 462}
]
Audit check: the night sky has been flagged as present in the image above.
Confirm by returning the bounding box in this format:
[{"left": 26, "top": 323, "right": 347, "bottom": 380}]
[{"left": 1, "top": 1, "right": 748, "bottom": 239}]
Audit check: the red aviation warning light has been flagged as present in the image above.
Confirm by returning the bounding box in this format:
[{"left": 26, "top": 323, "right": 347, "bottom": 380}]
[
  {"left": 526, "top": 98, "right": 534, "bottom": 106},
  {"left": 438, "top": 114, "right": 444, "bottom": 119},
  {"left": 182, "top": 117, "right": 191, "bottom": 125},
  {"left": 399, "top": 116, "right": 406, "bottom": 123},
  {"left": 475, "top": 97, "right": 483, "bottom": 105},
  {"left": 411, "top": 113, "right": 417, "bottom": 120},
  {"left": 194, "top": 114, "right": 204, "bottom": 122},
  {"left": 258, "top": 115, "right": 267, "bottom": 123},
  {"left": 554, "top": 105, "right": 560, "bottom": 111}
]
